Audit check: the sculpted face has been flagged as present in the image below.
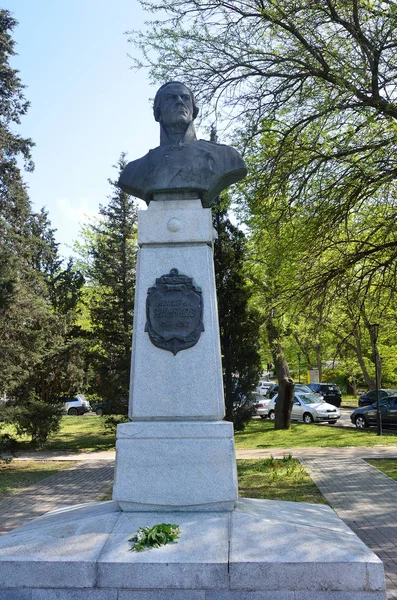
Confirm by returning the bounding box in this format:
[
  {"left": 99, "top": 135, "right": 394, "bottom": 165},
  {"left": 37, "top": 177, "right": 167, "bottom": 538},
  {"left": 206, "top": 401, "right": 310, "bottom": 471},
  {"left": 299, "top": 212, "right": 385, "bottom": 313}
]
[{"left": 158, "top": 83, "right": 194, "bottom": 127}]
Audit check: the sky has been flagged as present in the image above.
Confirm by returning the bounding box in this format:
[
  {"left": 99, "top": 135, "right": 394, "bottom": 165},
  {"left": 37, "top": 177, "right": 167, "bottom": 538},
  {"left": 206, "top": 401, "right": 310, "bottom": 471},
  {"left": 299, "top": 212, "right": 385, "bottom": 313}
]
[{"left": 5, "top": 0, "right": 167, "bottom": 258}]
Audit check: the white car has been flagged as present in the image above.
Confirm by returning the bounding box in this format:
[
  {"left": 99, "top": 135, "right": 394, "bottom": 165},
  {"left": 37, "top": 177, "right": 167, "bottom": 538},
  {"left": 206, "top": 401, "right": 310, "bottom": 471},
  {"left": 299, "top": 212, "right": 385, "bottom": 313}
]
[
  {"left": 267, "top": 392, "right": 341, "bottom": 424},
  {"left": 256, "top": 381, "right": 273, "bottom": 395}
]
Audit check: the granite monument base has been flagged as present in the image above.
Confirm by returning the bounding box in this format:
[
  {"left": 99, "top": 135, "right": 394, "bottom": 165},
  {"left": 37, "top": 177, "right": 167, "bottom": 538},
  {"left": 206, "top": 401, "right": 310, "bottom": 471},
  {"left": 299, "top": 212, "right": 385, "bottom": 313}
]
[
  {"left": 112, "top": 421, "right": 238, "bottom": 511},
  {"left": 0, "top": 498, "right": 386, "bottom": 599}
]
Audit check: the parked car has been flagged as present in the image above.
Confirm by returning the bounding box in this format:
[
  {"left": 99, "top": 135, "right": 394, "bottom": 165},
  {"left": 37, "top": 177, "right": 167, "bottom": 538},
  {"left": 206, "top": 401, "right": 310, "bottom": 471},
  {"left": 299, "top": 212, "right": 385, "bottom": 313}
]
[
  {"left": 358, "top": 389, "right": 397, "bottom": 407},
  {"left": 307, "top": 383, "right": 342, "bottom": 407},
  {"left": 256, "top": 381, "right": 273, "bottom": 395},
  {"left": 265, "top": 383, "right": 323, "bottom": 401},
  {"left": 252, "top": 392, "right": 271, "bottom": 419},
  {"left": 91, "top": 398, "right": 128, "bottom": 416},
  {"left": 63, "top": 394, "right": 91, "bottom": 416},
  {"left": 267, "top": 392, "right": 341, "bottom": 424},
  {"left": 351, "top": 396, "right": 397, "bottom": 428}
]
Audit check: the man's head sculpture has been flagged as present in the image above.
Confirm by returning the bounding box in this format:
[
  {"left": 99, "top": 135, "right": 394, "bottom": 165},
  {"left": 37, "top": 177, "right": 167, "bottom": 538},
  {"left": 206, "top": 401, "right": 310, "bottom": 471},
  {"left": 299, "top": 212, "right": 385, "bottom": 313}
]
[
  {"left": 152, "top": 82, "right": 199, "bottom": 144},
  {"left": 153, "top": 81, "right": 199, "bottom": 123},
  {"left": 118, "top": 80, "right": 247, "bottom": 207}
]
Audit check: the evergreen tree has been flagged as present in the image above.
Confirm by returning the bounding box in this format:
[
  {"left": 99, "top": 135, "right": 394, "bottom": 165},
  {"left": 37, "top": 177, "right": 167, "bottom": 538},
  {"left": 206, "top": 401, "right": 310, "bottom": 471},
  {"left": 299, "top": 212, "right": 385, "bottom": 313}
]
[
  {"left": 25, "top": 210, "right": 86, "bottom": 403},
  {"left": 0, "top": 206, "right": 86, "bottom": 402},
  {"left": 213, "top": 209, "right": 262, "bottom": 429},
  {"left": 0, "top": 10, "right": 33, "bottom": 173},
  {"left": 0, "top": 9, "right": 34, "bottom": 311},
  {"left": 0, "top": 11, "right": 44, "bottom": 396},
  {"left": 77, "top": 155, "right": 138, "bottom": 407},
  {"left": 29, "top": 208, "right": 85, "bottom": 313},
  {"left": 0, "top": 12, "right": 86, "bottom": 402}
]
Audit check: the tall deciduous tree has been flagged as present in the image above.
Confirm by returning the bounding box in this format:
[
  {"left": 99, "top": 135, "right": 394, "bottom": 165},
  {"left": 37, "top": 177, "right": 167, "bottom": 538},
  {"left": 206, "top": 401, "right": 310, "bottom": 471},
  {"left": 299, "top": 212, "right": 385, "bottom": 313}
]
[
  {"left": 131, "top": 0, "right": 397, "bottom": 293},
  {"left": 76, "top": 155, "right": 138, "bottom": 406},
  {"left": 244, "top": 207, "right": 299, "bottom": 429}
]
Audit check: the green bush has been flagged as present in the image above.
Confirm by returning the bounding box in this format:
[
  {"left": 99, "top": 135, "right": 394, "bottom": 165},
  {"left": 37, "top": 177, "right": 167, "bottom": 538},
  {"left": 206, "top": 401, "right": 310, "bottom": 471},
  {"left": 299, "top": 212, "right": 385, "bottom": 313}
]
[
  {"left": 102, "top": 398, "right": 128, "bottom": 416},
  {"left": 0, "top": 403, "right": 18, "bottom": 458},
  {"left": 10, "top": 397, "right": 64, "bottom": 447},
  {"left": 0, "top": 433, "right": 18, "bottom": 459},
  {"left": 102, "top": 414, "right": 130, "bottom": 435},
  {"left": 231, "top": 398, "right": 256, "bottom": 431}
]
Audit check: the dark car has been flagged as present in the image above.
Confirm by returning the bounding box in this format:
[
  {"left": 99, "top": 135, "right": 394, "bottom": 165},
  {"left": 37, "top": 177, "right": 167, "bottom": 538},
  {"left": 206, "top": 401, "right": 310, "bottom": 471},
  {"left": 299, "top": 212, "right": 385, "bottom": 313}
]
[
  {"left": 307, "top": 383, "right": 342, "bottom": 408},
  {"left": 91, "top": 398, "right": 128, "bottom": 416},
  {"left": 351, "top": 396, "right": 397, "bottom": 428},
  {"left": 358, "top": 389, "right": 397, "bottom": 407},
  {"left": 265, "top": 383, "right": 322, "bottom": 400}
]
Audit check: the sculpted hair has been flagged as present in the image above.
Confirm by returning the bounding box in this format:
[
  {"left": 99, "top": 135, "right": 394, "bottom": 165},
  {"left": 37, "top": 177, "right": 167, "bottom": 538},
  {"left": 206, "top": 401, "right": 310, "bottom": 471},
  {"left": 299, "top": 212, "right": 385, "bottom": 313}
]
[{"left": 153, "top": 81, "right": 199, "bottom": 122}]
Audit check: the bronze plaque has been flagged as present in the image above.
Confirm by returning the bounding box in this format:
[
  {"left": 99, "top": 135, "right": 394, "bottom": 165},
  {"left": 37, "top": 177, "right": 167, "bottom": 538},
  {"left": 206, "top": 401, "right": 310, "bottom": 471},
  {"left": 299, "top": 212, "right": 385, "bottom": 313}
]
[{"left": 145, "top": 268, "right": 204, "bottom": 355}]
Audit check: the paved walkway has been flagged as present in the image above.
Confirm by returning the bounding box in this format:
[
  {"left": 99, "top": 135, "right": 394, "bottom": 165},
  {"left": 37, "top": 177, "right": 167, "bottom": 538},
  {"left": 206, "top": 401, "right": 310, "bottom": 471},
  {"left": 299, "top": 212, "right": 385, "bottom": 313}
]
[
  {"left": 14, "top": 443, "right": 397, "bottom": 462},
  {"left": 236, "top": 445, "right": 397, "bottom": 459},
  {"left": 300, "top": 456, "right": 397, "bottom": 599},
  {"left": 4, "top": 446, "right": 397, "bottom": 598},
  {"left": 0, "top": 459, "right": 114, "bottom": 534}
]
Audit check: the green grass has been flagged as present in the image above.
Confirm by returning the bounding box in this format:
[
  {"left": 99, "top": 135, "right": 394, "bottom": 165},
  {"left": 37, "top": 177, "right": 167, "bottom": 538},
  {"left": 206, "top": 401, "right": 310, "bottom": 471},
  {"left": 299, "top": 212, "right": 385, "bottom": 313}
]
[
  {"left": 341, "top": 394, "right": 358, "bottom": 407},
  {"left": 44, "top": 416, "right": 116, "bottom": 451},
  {"left": 237, "top": 456, "right": 326, "bottom": 503},
  {"left": 2, "top": 415, "right": 116, "bottom": 453},
  {"left": 0, "top": 460, "right": 76, "bottom": 499},
  {"left": 366, "top": 459, "right": 397, "bottom": 481},
  {"left": 5, "top": 411, "right": 397, "bottom": 455},
  {"left": 234, "top": 419, "right": 397, "bottom": 449}
]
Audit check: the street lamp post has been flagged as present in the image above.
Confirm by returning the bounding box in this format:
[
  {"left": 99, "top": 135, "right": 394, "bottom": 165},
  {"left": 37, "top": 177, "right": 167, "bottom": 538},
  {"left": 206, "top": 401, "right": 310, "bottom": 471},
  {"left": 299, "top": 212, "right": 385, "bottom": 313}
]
[{"left": 370, "top": 323, "right": 382, "bottom": 436}]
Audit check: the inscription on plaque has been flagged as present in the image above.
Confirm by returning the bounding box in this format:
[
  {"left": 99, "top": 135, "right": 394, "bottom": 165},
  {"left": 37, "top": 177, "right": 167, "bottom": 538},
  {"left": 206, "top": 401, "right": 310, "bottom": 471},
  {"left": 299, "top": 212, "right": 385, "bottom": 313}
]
[{"left": 145, "top": 268, "right": 204, "bottom": 355}]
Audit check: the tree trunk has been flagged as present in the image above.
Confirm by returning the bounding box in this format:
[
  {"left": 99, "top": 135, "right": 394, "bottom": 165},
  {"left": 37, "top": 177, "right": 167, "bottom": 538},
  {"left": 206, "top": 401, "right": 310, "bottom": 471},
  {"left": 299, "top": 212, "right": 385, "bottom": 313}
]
[
  {"left": 303, "top": 351, "right": 311, "bottom": 370},
  {"left": 362, "top": 313, "right": 382, "bottom": 390},
  {"left": 266, "top": 316, "right": 294, "bottom": 429},
  {"left": 368, "top": 326, "right": 382, "bottom": 390},
  {"left": 352, "top": 330, "right": 375, "bottom": 388},
  {"left": 331, "top": 325, "right": 375, "bottom": 390},
  {"left": 315, "top": 344, "right": 322, "bottom": 381},
  {"left": 346, "top": 378, "right": 357, "bottom": 395}
]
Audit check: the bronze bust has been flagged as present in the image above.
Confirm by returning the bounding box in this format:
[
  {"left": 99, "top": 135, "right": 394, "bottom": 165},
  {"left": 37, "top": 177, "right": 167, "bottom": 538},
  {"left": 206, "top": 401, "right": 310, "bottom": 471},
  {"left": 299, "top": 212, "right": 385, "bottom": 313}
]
[{"left": 118, "top": 81, "right": 247, "bottom": 207}]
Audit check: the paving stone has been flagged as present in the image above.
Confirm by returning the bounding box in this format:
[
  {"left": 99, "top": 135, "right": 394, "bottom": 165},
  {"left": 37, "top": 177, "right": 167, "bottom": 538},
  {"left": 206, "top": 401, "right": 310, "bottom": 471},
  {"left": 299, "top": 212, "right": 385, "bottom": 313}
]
[
  {"left": 0, "top": 461, "right": 114, "bottom": 535},
  {"left": 301, "top": 456, "right": 397, "bottom": 600}
]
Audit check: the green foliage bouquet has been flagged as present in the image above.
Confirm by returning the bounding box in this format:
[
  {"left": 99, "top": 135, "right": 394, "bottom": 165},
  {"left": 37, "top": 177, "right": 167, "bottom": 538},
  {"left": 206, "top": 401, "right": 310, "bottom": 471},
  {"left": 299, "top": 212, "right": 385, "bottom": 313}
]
[{"left": 129, "top": 523, "right": 181, "bottom": 552}]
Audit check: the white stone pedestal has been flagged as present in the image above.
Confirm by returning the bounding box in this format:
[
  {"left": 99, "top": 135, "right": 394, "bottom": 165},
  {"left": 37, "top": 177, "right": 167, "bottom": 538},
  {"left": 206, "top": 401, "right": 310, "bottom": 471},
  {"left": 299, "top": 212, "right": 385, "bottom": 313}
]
[
  {"left": 0, "top": 498, "right": 386, "bottom": 599},
  {"left": 112, "top": 198, "right": 238, "bottom": 511},
  {"left": 113, "top": 421, "right": 238, "bottom": 511}
]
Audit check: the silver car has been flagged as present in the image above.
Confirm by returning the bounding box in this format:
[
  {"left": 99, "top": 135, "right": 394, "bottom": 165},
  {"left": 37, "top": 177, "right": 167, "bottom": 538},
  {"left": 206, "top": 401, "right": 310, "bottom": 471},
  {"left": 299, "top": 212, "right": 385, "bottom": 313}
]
[
  {"left": 252, "top": 392, "right": 270, "bottom": 419},
  {"left": 63, "top": 394, "right": 91, "bottom": 416},
  {"left": 267, "top": 392, "right": 341, "bottom": 424}
]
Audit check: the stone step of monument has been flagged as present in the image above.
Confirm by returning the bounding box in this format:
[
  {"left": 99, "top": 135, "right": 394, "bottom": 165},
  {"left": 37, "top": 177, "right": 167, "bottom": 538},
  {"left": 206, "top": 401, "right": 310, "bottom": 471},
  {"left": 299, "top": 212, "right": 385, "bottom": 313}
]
[{"left": 0, "top": 498, "right": 386, "bottom": 599}]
